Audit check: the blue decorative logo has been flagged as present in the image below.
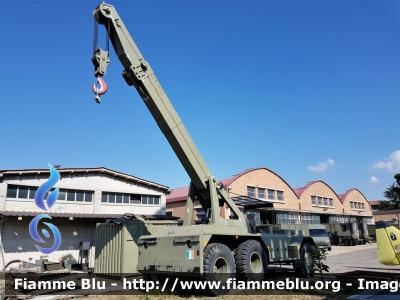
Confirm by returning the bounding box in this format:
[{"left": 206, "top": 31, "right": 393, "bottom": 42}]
[{"left": 29, "top": 164, "right": 62, "bottom": 254}]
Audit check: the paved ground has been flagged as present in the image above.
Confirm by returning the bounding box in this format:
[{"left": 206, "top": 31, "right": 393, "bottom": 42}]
[
  {"left": 11, "top": 242, "right": 400, "bottom": 299},
  {"left": 326, "top": 243, "right": 400, "bottom": 274},
  {"left": 325, "top": 243, "right": 400, "bottom": 299},
  {"left": 263, "top": 243, "right": 400, "bottom": 299}
]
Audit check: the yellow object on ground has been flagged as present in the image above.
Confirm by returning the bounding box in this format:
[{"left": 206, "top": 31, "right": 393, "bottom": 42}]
[{"left": 376, "top": 220, "right": 400, "bottom": 266}]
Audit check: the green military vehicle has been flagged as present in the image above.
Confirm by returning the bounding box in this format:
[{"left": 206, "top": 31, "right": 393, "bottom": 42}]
[
  {"left": 368, "top": 223, "right": 399, "bottom": 242},
  {"left": 326, "top": 223, "right": 360, "bottom": 246},
  {"left": 308, "top": 224, "right": 332, "bottom": 251},
  {"left": 258, "top": 223, "right": 331, "bottom": 251},
  {"left": 94, "top": 214, "right": 181, "bottom": 277},
  {"left": 357, "top": 222, "right": 372, "bottom": 244},
  {"left": 91, "top": 2, "right": 317, "bottom": 295}
]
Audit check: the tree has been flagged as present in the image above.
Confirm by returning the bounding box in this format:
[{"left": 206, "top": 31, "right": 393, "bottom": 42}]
[
  {"left": 380, "top": 174, "right": 400, "bottom": 210},
  {"left": 312, "top": 246, "right": 329, "bottom": 280}
]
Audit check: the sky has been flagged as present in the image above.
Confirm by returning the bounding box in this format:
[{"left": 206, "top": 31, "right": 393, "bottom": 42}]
[{"left": 0, "top": 0, "right": 399, "bottom": 201}]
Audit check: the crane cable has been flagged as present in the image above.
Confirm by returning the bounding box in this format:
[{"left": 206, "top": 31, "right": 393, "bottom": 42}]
[{"left": 92, "top": 19, "right": 110, "bottom": 101}]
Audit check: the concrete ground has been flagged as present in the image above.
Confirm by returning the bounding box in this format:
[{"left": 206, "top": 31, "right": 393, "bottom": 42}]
[
  {"left": 326, "top": 243, "right": 400, "bottom": 273},
  {"left": 9, "top": 242, "right": 400, "bottom": 299},
  {"left": 326, "top": 243, "right": 400, "bottom": 274},
  {"left": 325, "top": 243, "right": 400, "bottom": 299}
]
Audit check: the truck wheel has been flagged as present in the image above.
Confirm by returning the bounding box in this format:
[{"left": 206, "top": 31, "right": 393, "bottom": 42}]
[
  {"left": 234, "top": 240, "right": 268, "bottom": 281},
  {"left": 293, "top": 243, "right": 314, "bottom": 278},
  {"left": 203, "top": 243, "right": 235, "bottom": 296}
]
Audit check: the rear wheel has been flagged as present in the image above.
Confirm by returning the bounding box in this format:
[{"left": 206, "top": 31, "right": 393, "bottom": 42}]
[
  {"left": 293, "top": 243, "right": 314, "bottom": 278},
  {"left": 234, "top": 240, "right": 268, "bottom": 281},
  {"left": 203, "top": 243, "right": 235, "bottom": 296}
]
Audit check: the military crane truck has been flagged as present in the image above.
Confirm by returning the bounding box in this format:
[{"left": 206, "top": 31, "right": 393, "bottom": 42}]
[{"left": 91, "top": 2, "right": 316, "bottom": 294}]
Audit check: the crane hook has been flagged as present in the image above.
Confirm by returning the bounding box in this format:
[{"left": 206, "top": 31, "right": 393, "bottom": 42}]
[{"left": 92, "top": 77, "right": 108, "bottom": 103}]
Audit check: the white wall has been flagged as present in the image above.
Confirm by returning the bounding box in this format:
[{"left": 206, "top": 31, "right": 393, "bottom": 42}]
[{"left": 2, "top": 172, "right": 167, "bottom": 215}]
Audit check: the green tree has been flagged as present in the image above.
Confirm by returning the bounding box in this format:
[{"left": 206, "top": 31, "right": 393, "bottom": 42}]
[
  {"left": 380, "top": 174, "right": 400, "bottom": 210},
  {"left": 312, "top": 246, "right": 329, "bottom": 280}
]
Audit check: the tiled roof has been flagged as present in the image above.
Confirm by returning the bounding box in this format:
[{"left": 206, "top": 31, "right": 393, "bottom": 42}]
[
  {"left": 167, "top": 167, "right": 298, "bottom": 203},
  {"left": 293, "top": 180, "right": 342, "bottom": 201},
  {"left": 337, "top": 188, "right": 369, "bottom": 204},
  {"left": 368, "top": 200, "right": 382, "bottom": 205}
]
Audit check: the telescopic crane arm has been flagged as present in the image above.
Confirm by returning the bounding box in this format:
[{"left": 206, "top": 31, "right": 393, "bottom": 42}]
[{"left": 92, "top": 2, "right": 249, "bottom": 228}]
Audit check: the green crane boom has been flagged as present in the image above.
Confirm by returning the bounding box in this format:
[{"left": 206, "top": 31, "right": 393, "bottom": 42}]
[{"left": 92, "top": 2, "right": 249, "bottom": 228}]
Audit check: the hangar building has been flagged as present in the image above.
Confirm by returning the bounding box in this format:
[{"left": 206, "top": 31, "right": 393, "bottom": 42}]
[{"left": 166, "top": 167, "right": 373, "bottom": 225}]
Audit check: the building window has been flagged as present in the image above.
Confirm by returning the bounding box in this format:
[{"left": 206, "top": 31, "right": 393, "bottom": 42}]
[
  {"left": 130, "top": 194, "right": 141, "bottom": 204},
  {"left": 64, "top": 190, "right": 93, "bottom": 202},
  {"left": 350, "top": 201, "right": 365, "bottom": 211},
  {"left": 18, "top": 186, "right": 29, "bottom": 199},
  {"left": 6, "top": 185, "right": 18, "bottom": 198},
  {"left": 76, "top": 190, "right": 84, "bottom": 202},
  {"left": 329, "top": 216, "right": 344, "bottom": 224},
  {"left": 6, "top": 185, "right": 93, "bottom": 202},
  {"left": 258, "top": 188, "right": 265, "bottom": 199},
  {"left": 142, "top": 195, "right": 160, "bottom": 205},
  {"left": 244, "top": 209, "right": 261, "bottom": 226},
  {"left": 116, "top": 193, "right": 123, "bottom": 203},
  {"left": 6, "top": 185, "right": 58, "bottom": 201},
  {"left": 362, "top": 217, "right": 373, "bottom": 224},
  {"left": 276, "top": 212, "right": 299, "bottom": 224},
  {"left": 311, "top": 196, "right": 316, "bottom": 206},
  {"left": 301, "top": 214, "right": 321, "bottom": 224},
  {"left": 276, "top": 191, "right": 284, "bottom": 201},
  {"left": 101, "top": 192, "right": 160, "bottom": 205},
  {"left": 268, "top": 189, "right": 275, "bottom": 200},
  {"left": 343, "top": 216, "right": 357, "bottom": 223},
  {"left": 67, "top": 190, "right": 75, "bottom": 201},
  {"left": 7, "top": 185, "right": 37, "bottom": 199},
  {"left": 58, "top": 189, "right": 67, "bottom": 200},
  {"left": 311, "top": 195, "right": 334, "bottom": 208},
  {"left": 247, "top": 186, "right": 255, "bottom": 198}
]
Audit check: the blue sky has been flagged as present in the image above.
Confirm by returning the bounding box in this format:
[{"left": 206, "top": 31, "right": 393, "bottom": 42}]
[{"left": 1, "top": 0, "right": 399, "bottom": 201}]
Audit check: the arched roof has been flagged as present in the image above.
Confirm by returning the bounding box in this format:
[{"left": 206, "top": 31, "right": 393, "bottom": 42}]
[
  {"left": 292, "top": 180, "right": 341, "bottom": 200},
  {"left": 167, "top": 167, "right": 299, "bottom": 203},
  {"left": 338, "top": 188, "right": 369, "bottom": 204}
]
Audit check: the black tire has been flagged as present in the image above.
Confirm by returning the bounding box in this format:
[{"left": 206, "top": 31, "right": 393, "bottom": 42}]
[
  {"left": 293, "top": 243, "right": 314, "bottom": 278},
  {"left": 234, "top": 240, "right": 268, "bottom": 281},
  {"left": 203, "top": 243, "right": 235, "bottom": 296}
]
